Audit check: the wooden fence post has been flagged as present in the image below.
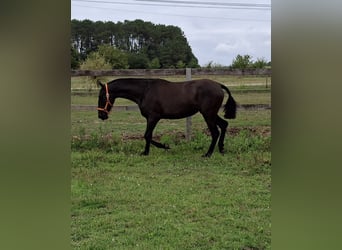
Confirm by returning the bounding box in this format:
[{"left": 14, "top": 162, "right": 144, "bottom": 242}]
[{"left": 185, "top": 68, "right": 192, "bottom": 141}]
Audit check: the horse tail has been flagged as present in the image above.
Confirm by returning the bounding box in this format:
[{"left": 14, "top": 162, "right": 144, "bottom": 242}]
[{"left": 220, "top": 84, "right": 237, "bottom": 119}]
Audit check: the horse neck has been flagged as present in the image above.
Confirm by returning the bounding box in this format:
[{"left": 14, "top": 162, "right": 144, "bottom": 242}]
[{"left": 109, "top": 79, "right": 147, "bottom": 105}]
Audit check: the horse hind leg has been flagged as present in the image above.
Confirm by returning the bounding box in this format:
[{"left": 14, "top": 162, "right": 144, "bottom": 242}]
[
  {"left": 216, "top": 116, "right": 228, "bottom": 154},
  {"left": 203, "top": 117, "right": 220, "bottom": 157}
]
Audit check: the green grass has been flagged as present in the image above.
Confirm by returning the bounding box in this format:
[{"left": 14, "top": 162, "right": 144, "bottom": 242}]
[
  {"left": 71, "top": 75, "right": 271, "bottom": 107},
  {"left": 71, "top": 109, "right": 270, "bottom": 141},
  {"left": 71, "top": 130, "right": 271, "bottom": 249},
  {"left": 71, "top": 75, "right": 271, "bottom": 90},
  {"left": 71, "top": 91, "right": 270, "bottom": 106},
  {"left": 71, "top": 83, "right": 271, "bottom": 249}
]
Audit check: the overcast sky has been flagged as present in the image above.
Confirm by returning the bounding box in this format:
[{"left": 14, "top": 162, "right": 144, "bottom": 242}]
[{"left": 71, "top": 0, "right": 271, "bottom": 66}]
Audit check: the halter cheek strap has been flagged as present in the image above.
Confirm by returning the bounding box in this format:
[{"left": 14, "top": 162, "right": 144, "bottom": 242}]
[{"left": 97, "top": 83, "right": 113, "bottom": 114}]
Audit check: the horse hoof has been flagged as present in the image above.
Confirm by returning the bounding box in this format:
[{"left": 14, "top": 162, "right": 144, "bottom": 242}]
[
  {"left": 164, "top": 144, "right": 170, "bottom": 150},
  {"left": 140, "top": 151, "right": 149, "bottom": 156}
]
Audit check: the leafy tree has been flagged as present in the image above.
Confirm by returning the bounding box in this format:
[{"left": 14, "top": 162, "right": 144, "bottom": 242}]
[
  {"left": 187, "top": 58, "right": 200, "bottom": 68},
  {"left": 203, "top": 61, "right": 225, "bottom": 69},
  {"left": 71, "top": 47, "right": 80, "bottom": 69},
  {"left": 204, "top": 61, "right": 214, "bottom": 68},
  {"left": 148, "top": 58, "right": 161, "bottom": 69},
  {"left": 231, "top": 54, "right": 253, "bottom": 69},
  {"left": 127, "top": 52, "right": 149, "bottom": 69},
  {"left": 80, "top": 52, "right": 112, "bottom": 70},
  {"left": 253, "top": 57, "right": 268, "bottom": 69},
  {"left": 176, "top": 60, "right": 186, "bottom": 69},
  {"left": 79, "top": 52, "right": 112, "bottom": 91},
  {"left": 97, "top": 44, "right": 129, "bottom": 69}
]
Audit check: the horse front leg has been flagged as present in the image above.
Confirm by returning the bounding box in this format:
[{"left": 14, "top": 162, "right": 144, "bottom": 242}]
[
  {"left": 141, "top": 117, "right": 159, "bottom": 156},
  {"left": 151, "top": 140, "right": 170, "bottom": 150}
]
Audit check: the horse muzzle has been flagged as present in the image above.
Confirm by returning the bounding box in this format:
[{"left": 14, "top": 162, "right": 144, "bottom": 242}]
[{"left": 98, "top": 111, "right": 108, "bottom": 120}]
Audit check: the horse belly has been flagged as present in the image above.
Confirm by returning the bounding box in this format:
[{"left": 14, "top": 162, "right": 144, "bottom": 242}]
[
  {"left": 142, "top": 83, "right": 199, "bottom": 119},
  {"left": 160, "top": 101, "right": 198, "bottom": 119}
]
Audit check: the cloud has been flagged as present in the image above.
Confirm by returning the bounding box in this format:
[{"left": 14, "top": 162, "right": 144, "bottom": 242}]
[
  {"left": 214, "top": 39, "right": 253, "bottom": 54},
  {"left": 264, "top": 39, "right": 271, "bottom": 46},
  {"left": 71, "top": 1, "right": 271, "bottom": 66},
  {"left": 214, "top": 37, "right": 255, "bottom": 56},
  {"left": 214, "top": 42, "right": 238, "bottom": 53}
]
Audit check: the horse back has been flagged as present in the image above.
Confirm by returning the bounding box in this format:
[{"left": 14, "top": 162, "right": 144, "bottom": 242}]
[{"left": 140, "top": 79, "right": 224, "bottom": 119}]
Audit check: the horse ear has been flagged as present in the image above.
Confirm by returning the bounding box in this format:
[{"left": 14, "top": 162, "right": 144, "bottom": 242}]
[{"left": 97, "top": 79, "right": 104, "bottom": 88}]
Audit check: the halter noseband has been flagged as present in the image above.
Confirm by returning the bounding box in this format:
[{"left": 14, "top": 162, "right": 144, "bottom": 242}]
[{"left": 97, "top": 83, "right": 113, "bottom": 114}]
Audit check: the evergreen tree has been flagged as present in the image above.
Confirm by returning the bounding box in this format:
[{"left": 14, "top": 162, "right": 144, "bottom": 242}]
[
  {"left": 71, "top": 47, "right": 80, "bottom": 69},
  {"left": 71, "top": 19, "right": 199, "bottom": 69}
]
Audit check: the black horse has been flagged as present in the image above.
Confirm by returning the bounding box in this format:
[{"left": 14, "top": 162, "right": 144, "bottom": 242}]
[{"left": 97, "top": 78, "right": 236, "bottom": 157}]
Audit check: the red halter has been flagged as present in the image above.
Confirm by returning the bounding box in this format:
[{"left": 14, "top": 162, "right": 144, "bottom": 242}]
[{"left": 97, "top": 83, "right": 113, "bottom": 114}]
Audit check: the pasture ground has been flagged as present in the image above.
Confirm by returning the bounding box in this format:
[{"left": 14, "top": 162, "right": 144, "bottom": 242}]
[{"left": 71, "top": 77, "right": 271, "bottom": 249}]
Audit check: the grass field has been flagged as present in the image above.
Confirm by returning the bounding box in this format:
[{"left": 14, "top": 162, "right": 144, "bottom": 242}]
[
  {"left": 71, "top": 75, "right": 271, "bottom": 91},
  {"left": 71, "top": 77, "right": 271, "bottom": 249}
]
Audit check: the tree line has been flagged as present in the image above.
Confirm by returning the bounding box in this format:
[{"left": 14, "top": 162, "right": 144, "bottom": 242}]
[
  {"left": 71, "top": 19, "right": 270, "bottom": 70},
  {"left": 204, "top": 54, "right": 271, "bottom": 69},
  {"left": 71, "top": 19, "right": 199, "bottom": 69}
]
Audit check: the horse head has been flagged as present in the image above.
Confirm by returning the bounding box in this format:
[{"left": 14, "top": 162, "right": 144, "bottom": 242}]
[{"left": 97, "top": 80, "right": 113, "bottom": 120}]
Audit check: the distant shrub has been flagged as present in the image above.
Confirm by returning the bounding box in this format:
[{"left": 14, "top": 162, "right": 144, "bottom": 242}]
[
  {"left": 80, "top": 52, "right": 112, "bottom": 70},
  {"left": 231, "top": 54, "right": 253, "bottom": 69}
]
